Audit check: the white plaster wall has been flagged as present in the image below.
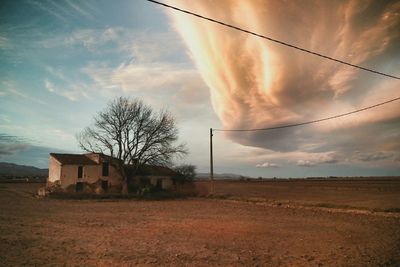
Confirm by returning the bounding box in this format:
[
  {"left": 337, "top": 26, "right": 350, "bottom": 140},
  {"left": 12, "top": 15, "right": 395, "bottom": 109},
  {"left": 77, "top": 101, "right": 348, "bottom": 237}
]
[
  {"left": 60, "top": 165, "right": 82, "bottom": 188},
  {"left": 58, "top": 163, "right": 123, "bottom": 189},
  {"left": 48, "top": 156, "right": 61, "bottom": 183}
]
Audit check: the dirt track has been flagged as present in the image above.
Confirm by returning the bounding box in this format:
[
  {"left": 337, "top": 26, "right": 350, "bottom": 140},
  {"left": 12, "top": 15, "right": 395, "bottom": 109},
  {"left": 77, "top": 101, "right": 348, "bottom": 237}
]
[{"left": 1, "top": 182, "right": 400, "bottom": 266}]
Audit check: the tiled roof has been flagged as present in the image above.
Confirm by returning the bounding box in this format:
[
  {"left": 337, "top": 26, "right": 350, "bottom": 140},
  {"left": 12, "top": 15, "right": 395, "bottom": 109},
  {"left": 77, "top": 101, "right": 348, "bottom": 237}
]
[
  {"left": 50, "top": 153, "right": 178, "bottom": 177},
  {"left": 125, "top": 164, "right": 179, "bottom": 177},
  {"left": 50, "top": 153, "right": 98, "bottom": 165}
]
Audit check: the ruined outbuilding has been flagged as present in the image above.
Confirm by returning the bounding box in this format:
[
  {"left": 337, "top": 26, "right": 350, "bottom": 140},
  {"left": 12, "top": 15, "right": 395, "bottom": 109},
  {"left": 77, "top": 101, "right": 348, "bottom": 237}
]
[{"left": 127, "top": 164, "right": 177, "bottom": 190}]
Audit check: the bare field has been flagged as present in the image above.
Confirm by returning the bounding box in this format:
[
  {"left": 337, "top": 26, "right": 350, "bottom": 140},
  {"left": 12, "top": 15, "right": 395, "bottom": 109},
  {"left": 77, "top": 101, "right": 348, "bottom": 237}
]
[
  {"left": 1, "top": 181, "right": 400, "bottom": 266},
  {"left": 195, "top": 178, "right": 400, "bottom": 211}
]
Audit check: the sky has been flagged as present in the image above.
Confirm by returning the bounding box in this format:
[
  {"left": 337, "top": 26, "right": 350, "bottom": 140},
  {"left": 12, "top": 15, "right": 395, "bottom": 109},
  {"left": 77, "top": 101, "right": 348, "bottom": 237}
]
[{"left": 0, "top": 0, "right": 399, "bottom": 177}]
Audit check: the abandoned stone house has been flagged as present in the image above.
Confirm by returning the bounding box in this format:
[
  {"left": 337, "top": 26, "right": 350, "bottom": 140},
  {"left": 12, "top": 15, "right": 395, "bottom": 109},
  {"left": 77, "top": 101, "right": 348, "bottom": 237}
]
[{"left": 48, "top": 153, "right": 177, "bottom": 193}]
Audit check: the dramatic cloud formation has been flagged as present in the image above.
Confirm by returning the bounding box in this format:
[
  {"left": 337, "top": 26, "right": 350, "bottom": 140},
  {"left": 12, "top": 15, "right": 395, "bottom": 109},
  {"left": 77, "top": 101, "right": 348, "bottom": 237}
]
[
  {"left": 1, "top": 0, "right": 398, "bottom": 175},
  {"left": 168, "top": 0, "right": 400, "bottom": 166}
]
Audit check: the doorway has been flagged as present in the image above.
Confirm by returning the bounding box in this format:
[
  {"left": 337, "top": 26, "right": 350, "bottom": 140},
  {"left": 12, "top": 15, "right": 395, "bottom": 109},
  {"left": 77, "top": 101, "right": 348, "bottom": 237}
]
[
  {"left": 76, "top": 182, "right": 83, "bottom": 192},
  {"left": 156, "top": 178, "right": 163, "bottom": 190},
  {"left": 101, "top": 180, "right": 108, "bottom": 192}
]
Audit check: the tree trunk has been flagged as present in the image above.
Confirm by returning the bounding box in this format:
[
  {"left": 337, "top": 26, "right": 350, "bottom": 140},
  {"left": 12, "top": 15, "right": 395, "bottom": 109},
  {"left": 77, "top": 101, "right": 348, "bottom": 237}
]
[
  {"left": 122, "top": 180, "right": 128, "bottom": 195},
  {"left": 116, "top": 162, "right": 129, "bottom": 195}
]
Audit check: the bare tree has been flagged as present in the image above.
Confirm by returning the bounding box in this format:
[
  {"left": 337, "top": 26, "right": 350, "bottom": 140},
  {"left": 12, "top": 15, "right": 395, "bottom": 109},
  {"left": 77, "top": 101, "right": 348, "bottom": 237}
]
[{"left": 77, "top": 97, "right": 187, "bottom": 193}]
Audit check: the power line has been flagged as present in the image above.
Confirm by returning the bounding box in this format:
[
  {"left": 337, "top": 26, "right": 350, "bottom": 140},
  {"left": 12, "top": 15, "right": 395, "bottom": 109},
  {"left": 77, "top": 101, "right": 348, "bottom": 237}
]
[
  {"left": 145, "top": 0, "right": 400, "bottom": 80},
  {"left": 146, "top": 0, "right": 400, "bottom": 133},
  {"left": 213, "top": 96, "right": 400, "bottom": 132}
]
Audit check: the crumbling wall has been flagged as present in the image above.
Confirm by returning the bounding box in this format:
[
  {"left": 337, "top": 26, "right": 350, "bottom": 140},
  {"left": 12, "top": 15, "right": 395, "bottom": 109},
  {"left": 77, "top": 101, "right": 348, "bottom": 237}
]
[
  {"left": 48, "top": 156, "right": 61, "bottom": 183},
  {"left": 131, "top": 176, "right": 174, "bottom": 190},
  {"left": 79, "top": 163, "right": 122, "bottom": 186},
  {"left": 60, "top": 165, "right": 81, "bottom": 188},
  {"left": 56, "top": 164, "right": 123, "bottom": 189},
  {"left": 64, "top": 179, "right": 122, "bottom": 194}
]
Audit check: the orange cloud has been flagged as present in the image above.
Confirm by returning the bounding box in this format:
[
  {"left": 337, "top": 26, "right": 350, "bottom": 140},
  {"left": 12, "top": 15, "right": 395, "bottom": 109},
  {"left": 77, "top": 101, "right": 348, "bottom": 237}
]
[{"left": 167, "top": 0, "right": 400, "bottom": 157}]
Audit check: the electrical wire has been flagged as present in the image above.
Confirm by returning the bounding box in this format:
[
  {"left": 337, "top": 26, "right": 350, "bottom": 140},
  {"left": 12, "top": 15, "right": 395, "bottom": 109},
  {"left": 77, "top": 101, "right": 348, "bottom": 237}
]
[
  {"left": 145, "top": 0, "right": 399, "bottom": 80},
  {"left": 213, "top": 96, "right": 400, "bottom": 132},
  {"left": 145, "top": 0, "right": 400, "bottom": 132}
]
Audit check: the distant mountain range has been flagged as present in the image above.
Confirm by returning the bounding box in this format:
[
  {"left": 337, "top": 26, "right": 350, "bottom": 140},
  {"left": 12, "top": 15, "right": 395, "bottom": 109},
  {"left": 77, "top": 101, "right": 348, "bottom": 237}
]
[
  {"left": 0, "top": 162, "right": 48, "bottom": 177},
  {"left": 0, "top": 162, "right": 246, "bottom": 179}
]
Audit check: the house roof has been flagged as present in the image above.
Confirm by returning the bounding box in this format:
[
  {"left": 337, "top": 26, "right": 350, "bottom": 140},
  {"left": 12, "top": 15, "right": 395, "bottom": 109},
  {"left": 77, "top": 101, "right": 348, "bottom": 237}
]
[
  {"left": 126, "top": 164, "right": 180, "bottom": 177},
  {"left": 50, "top": 153, "right": 178, "bottom": 177},
  {"left": 50, "top": 153, "right": 98, "bottom": 165}
]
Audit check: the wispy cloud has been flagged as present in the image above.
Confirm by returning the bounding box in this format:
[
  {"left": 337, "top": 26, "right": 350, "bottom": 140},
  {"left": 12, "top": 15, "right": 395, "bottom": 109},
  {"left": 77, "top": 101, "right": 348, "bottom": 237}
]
[
  {"left": 0, "top": 133, "right": 31, "bottom": 156},
  {"left": 256, "top": 162, "right": 280, "bottom": 168},
  {"left": 82, "top": 60, "right": 210, "bottom": 122},
  {"left": 45, "top": 65, "right": 91, "bottom": 102},
  {"left": 2, "top": 81, "right": 47, "bottom": 105},
  {"left": 0, "top": 115, "right": 11, "bottom": 123},
  {"left": 0, "top": 36, "right": 12, "bottom": 50},
  {"left": 295, "top": 152, "right": 339, "bottom": 167},
  {"left": 44, "top": 79, "right": 89, "bottom": 101},
  {"left": 112, "top": 63, "right": 200, "bottom": 92},
  {"left": 38, "top": 26, "right": 204, "bottom": 109},
  {"left": 45, "top": 66, "right": 67, "bottom": 80},
  {"left": 0, "top": 143, "right": 30, "bottom": 156},
  {"left": 27, "top": 0, "right": 68, "bottom": 23},
  {"left": 0, "top": 133, "right": 29, "bottom": 143},
  {"left": 296, "top": 160, "right": 316, "bottom": 167},
  {"left": 44, "top": 79, "right": 55, "bottom": 92},
  {"left": 65, "top": 0, "right": 96, "bottom": 21},
  {"left": 27, "top": 0, "right": 96, "bottom": 24},
  {"left": 47, "top": 128, "right": 75, "bottom": 142},
  {"left": 38, "top": 27, "right": 125, "bottom": 54},
  {"left": 355, "top": 151, "right": 394, "bottom": 162}
]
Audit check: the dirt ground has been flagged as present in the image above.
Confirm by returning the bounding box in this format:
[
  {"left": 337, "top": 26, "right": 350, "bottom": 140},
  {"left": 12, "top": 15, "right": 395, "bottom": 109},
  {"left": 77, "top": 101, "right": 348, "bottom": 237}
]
[
  {"left": 196, "top": 178, "right": 400, "bottom": 211},
  {"left": 1, "top": 181, "right": 400, "bottom": 266}
]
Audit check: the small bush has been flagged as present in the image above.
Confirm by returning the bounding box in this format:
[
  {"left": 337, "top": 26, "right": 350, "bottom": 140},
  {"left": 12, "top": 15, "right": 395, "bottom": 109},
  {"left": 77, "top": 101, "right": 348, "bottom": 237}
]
[{"left": 173, "top": 164, "right": 196, "bottom": 184}]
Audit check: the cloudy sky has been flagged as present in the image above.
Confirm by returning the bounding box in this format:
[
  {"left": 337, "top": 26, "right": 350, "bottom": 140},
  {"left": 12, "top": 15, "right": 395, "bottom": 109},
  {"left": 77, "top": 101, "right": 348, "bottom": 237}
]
[{"left": 1, "top": 0, "right": 399, "bottom": 177}]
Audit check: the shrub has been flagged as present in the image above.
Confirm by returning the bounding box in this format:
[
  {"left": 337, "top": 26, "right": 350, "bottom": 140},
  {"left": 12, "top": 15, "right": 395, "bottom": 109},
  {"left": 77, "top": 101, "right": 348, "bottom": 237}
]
[{"left": 173, "top": 164, "right": 196, "bottom": 184}]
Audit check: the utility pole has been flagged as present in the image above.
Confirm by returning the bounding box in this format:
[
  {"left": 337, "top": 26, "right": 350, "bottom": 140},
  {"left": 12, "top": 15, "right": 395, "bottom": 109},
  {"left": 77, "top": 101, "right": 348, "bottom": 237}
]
[{"left": 209, "top": 128, "right": 214, "bottom": 195}]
